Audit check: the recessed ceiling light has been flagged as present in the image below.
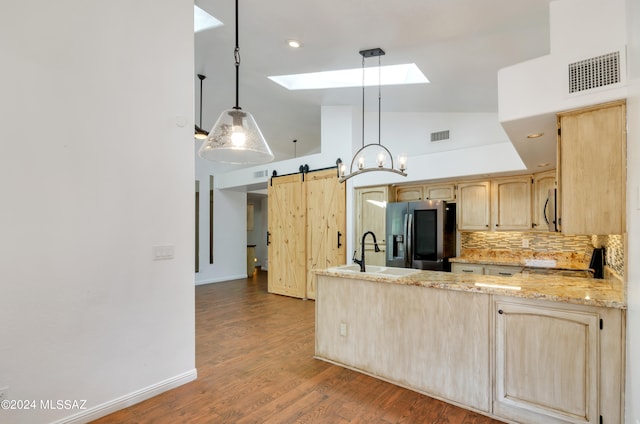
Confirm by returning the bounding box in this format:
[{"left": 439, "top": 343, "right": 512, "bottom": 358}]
[
  {"left": 537, "top": 162, "right": 551, "bottom": 167},
  {"left": 268, "top": 63, "right": 429, "bottom": 90},
  {"left": 526, "top": 132, "right": 544, "bottom": 139},
  {"left": 287, "top": 39, "right": 302, "bottom": 48},
  {"left": 194, "top": 5, "right": 223, "bottom": 33}
]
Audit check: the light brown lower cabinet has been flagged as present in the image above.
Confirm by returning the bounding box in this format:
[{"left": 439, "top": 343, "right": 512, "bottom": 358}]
[
  {"left": 493, "top": 297, "right": 624, "bottom": 424},
  {"left": 315, "top": 275, "right": 625, "bottom": 424}
]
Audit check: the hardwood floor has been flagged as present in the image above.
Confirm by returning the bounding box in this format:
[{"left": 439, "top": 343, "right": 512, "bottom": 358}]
[{"left": 92, "top": 271, "right": 504, "bottom": 424}]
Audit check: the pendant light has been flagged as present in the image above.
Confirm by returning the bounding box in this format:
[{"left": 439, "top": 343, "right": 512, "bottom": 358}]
[
  {"left": 195, "top": 74, "right": 209, "bottom": 140},
  {"left": 337, "top": 48, "right": 407, "bottom": 183},
  {"left": 198, "top": 0, "right": 274, "bottom": 164}
]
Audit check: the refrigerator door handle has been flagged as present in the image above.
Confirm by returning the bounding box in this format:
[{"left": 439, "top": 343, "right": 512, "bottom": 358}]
[{"left": 406, "top": 213, "right": 413, "bottom": 268}]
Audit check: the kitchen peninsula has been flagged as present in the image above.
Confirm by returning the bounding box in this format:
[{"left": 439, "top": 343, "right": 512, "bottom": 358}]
[{"left": 314, "top": 267, "right": 625, "bottom": 424}]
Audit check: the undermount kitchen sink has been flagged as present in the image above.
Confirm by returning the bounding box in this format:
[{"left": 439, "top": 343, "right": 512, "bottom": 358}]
[{"left": 327, "top": 264, "right": 422, "bottom": 279}]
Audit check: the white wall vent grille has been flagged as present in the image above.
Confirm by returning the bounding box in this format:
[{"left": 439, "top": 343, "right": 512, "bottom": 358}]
[
  {"left": 430, "top": 130, "right": 450, "bottom": 142},
  {"left": 253, "top": 170, "right": 268, "bottom": 178},
  {"left": 568, "top": 51, "right": 620, "bottom": 93}
]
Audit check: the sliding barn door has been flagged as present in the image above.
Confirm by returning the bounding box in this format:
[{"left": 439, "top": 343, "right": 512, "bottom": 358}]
[
  {"left": 305, "top": 169, "right": 346, "bottom": 300},
  {"left": 267, "top": 174, "right": 307, "bottom": 298}
]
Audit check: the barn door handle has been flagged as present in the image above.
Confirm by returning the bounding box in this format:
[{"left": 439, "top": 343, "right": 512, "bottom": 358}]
[
  {"left": 337, "top": 231, "right": 342, "bottom": 248},
  {"left": 267, "top": 231, "right": 271, "bottom": 246}
]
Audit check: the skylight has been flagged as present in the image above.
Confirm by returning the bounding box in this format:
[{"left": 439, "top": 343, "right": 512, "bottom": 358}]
[
  {"left": 194, "top": 5, "right": 223, "bottom": 33},
  {"left": 268, "top": 63, "right": 429, "bottom": 90}
]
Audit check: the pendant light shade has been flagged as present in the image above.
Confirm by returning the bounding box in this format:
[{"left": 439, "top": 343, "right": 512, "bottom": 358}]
[
  {"left": 197, "top": 0, "right": 274, "bottom": 165},
  {"left": 199, "top": 108, "right": 273, "bottom": 164}
]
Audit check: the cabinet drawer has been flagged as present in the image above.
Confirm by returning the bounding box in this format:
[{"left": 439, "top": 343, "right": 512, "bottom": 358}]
[
  {"left": 451, "top": 263, "right": 485, "bottom": 275},
  {"left": 485, "top": 265, "right": 523, "bottom": 277}
]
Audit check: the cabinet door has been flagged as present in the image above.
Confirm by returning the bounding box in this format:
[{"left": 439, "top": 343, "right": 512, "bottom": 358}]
[
  {"left": 491, "top": 176, "right": 532, "bottom": 231},
  {"left": 451, "top": 263, "right": 484, "bottom": 275},
  {"left": 493, "top": 298, "right": 599, "bottom": 424},
  {"left": 395, "top": 185, "right": 423, "bottom": 202},
  {"left": 558, "top": 101, "right": 626, "bottom": 235},
  {"left": 457, "top": 181, "right": 490, "bottom": 230},
  {"left": 424, "top": 184, "right": 456, "bottom": 201},
  {"left": 355, "top": 186, "right": 389, "bottom": 266},
  {"left": 532, "top": 171, "right": 556, "bottom": 231},
  {"left": 267, "top": 174, "right": 307, "bottom": 298},
  {"left": 305, "top": 169, "right": 346, "bottom": 300}
]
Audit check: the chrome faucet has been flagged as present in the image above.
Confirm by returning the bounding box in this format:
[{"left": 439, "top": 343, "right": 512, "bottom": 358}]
[{"left": 353, "top": 231, "right": 381, "bottom": 272}]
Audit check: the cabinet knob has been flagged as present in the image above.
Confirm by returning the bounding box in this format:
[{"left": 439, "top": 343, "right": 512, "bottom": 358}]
[{"left": 498, "top": 309, "right": 504, "bottom": 315}]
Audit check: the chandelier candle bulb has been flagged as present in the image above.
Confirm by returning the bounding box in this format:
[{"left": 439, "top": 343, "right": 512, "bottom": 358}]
[
  {"left": 377, "top": 153, "right": 385, "bottom": 167},
  {"left": 399, "top": 155, "right": 407, "bottom": 171},
  {"left": 358, "top": 157, "right": 365, "bottom": 169}
]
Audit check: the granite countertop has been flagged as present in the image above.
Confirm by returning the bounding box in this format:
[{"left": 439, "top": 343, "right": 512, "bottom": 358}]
[
  {"left": 449, "top": 248, "right": 591, "bottom": 271},
  {"left": 315, "top": 267, "right": 625, "bottom": 309}
]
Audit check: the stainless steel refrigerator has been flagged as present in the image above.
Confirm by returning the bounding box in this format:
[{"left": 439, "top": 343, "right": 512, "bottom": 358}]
[{"left": 386, "top": 200, "right": 456, "bottom": 271}]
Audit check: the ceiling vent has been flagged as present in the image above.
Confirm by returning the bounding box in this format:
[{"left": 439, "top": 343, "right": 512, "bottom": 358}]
[
  {"left": 430, "top": 130, "right": 450, "bottom": 142},
  {"left": 253, "top": 170, "right": 268, "bottom": 178},
  {"left": 568, "top": 51, "right": 620, "bottom": 93}
]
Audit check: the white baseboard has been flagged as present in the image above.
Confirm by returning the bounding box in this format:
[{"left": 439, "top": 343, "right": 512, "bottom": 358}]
[
  {"left": 52, "top": 368, "right": 197, "bottom": 424},
  {"left": 195, "top": 274, "right": 247, "bottom": 285}
]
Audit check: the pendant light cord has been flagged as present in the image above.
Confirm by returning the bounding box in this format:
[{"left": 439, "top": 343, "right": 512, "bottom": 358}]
[
  {"left": 199, "top": 75, "right": 204, "bottom": 128},
  {"left": 378, "top": 55, "right": 381, "bottom": 146},
  {"left": 234, "top": 0, "right": 241, "bottom": 110},
  {"left": 361, "top": 54, "right": 383, "bottom": 146},
  {"left": 361, "top": 55, "right": 365, "bottom": 149}
]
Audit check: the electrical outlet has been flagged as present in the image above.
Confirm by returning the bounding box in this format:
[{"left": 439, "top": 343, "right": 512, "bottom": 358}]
[
  {"left": 339, "top": 323, "right": 347, "bottom": 337},
  {"left": 0, "top": 386, "right": 8, "bottom": 401},
  {"left": 522, "top": 239, "right": 529, "bottom": 248}
]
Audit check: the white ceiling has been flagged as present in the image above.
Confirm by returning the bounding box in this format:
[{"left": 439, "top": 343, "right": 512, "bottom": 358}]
[{"left": 194, "top": 0, "right": 553, "bottom": 167}]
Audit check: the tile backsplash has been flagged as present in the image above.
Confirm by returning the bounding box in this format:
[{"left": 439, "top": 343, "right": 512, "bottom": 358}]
[{"left": 460, "top": 231, "right": 625, "bottom": 278}]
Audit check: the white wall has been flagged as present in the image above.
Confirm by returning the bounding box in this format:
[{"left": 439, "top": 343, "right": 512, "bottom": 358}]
[
  {"left": 0, "top": 1, "right": 196, "bottom": 423},
  {"left": 194, "top": 154, "right": 249, "bottom": 284},
  {"left": 498, "top": 0, "right": 628, "bottom": 123}
]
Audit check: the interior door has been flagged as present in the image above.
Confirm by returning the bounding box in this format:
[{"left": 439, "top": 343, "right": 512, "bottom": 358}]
[
  {"left": 305, "top": 169, "right": 346, "bottom": 300},
  {"left": 267, "top": 174, "right": 306, "bottom": 298}
]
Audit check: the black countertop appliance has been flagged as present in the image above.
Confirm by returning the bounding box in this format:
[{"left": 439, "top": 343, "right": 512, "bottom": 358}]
[{"left": 589, "top": 247, "right": 605, "bottom": 279}]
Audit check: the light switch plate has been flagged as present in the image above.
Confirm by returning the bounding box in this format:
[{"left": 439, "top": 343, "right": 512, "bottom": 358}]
[
  {"left": 339, "top": 323, "right": 347, "bottom": 337},
  {"left": 153, "top": 244, "right": 175, "bottom": 260}
]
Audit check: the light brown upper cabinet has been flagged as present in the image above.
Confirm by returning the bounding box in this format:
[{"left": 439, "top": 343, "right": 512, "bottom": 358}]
[
  {"left": 354, "top": 185, "right": 393, "bottom": 266},
  {"left": 491, "top": 176, "right": 532, "bottom": 231},
  {"left": 458, "top": 181, "right": 491, "bottom": 230},
  {"left": 558, "top": 101, "right": 626, "bottom": 235},
  {"left": 395, "top": 185, "right": 423, "bottom": 202},
  {"left": 532, "top": 170, "right": 557, "bottom": 232},
  {"left": 268, "top": 169, "right": 346, "bottom": 299},
  {"left": 424, "top": 184, "right": 456, "bottom": 201}
]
